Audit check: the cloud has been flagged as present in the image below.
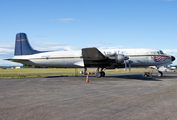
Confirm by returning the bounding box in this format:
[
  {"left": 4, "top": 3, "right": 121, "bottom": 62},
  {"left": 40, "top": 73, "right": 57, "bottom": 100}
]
[
  {"left": 0, "top": 59, "right": 22, "bottom": 66},
  {"left": 93, "top": 40, "right": 112, "bottom": 45},
  {"left": 57, "top": 18, "right": 75, "bottom": 23},
  {"left": 163, "top": 49, "right": 177, "bottom": 55},
  {"left": 33, "top": 41, "right": 65, "bottom": 46},
  {"left": 0, "top": 43, "right": 16, "bottom": 66},
  {"left": 0, "top": 48, "right": 13, "bottom": 54},
  {"left": 31, "top": 41, "right": 80, "bottom": 51},
  {"left": 0, "top": 43, "right": 14, "bottom": 54},
  {"left": 98, "top": 46, "right": 123, "bottom": 49}
]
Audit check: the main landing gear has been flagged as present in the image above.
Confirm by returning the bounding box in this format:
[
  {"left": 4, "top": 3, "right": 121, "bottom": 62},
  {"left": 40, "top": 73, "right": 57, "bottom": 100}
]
[
  {"left": 96, "top": 67, "right": 105, "bottom": 78},
  {"left": 143, "top": 70, "right": 163, "bottom": 77},
  {"left": 143, "top": 72, "right": 152, "bottom": 77},
  {"left": 84, "top": 67, "right": 105, "bottom": 78},
  {"left": 96, "top": 71, "right": 105, "bottom": 78}
]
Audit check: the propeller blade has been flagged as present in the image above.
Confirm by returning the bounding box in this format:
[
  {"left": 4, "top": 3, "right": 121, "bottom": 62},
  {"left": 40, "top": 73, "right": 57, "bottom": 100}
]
[
  {"left": 125, "top": 60, "right": 127, "bottom": 71},
  {"left": 129, "top": 63, "right": 131, "bottom": 73}
]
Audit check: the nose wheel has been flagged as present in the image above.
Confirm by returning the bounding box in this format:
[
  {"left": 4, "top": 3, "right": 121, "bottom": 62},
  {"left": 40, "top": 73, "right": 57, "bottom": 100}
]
[
  {"left": 157, "top": 71, "right": 163, "bottom": 77},
  {"left": 156, "top": 66, "right": 163, "bottom": 77}
]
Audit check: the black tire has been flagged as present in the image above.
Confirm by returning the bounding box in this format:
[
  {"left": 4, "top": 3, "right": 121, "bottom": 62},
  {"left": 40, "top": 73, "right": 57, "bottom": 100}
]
[
  {"left": 101, "top": 71, "right": 105, "bottom": 77},
  {"left": 96, "top": 72, "right": 101, "bottom": 78},
  {"left": 158, "top": 71, "right": 163, "bottom": 77}
]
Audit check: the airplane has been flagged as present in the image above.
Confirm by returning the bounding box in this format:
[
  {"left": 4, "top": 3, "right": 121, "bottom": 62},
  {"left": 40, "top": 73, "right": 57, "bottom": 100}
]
[
  {"left": 5, "top": 33, "right": 175, "bottom": 78},
  {"left": 150, "top": 65, "right": 176, "bottom": 72}
]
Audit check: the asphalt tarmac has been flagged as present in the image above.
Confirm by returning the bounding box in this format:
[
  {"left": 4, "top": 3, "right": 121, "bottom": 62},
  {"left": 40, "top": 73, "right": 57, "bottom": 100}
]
[{"left": 1, "top": 72, "right": 177, "bottom": 120}]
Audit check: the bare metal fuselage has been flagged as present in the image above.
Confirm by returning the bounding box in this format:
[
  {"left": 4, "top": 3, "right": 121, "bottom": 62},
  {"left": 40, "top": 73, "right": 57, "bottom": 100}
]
[{"left": 12, "top": 49, "right": 172, "bottom": 68}]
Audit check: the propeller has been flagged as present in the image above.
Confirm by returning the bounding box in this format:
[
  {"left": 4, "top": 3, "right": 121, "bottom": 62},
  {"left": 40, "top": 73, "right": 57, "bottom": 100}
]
[
  {"left": 124, "top": 55, "right": 132, "bottom": 73},
  {"left": 129, "top": 62, "right": 131, "bottom": 73},
  {"left": 124, "top": 60, "right": 127, "bottom": 71},
  {"left": 124, "top": 55, "right": 129, "bottom": 71},
  {"left": 128, "top": 55, "right": 131, "bottom": 73}
]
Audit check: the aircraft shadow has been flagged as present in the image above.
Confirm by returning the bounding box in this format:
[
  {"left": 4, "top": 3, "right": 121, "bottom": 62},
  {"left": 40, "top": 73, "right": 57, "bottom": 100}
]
[
  {"left": 45, "top": 72, "right": 177, "bottom": 81},
  {"left": 45, "top": 74, "right": 162, "bottom": 81},
  {"left": 46, "top": 75, "right": 70, "bottom": 78},
  {"left": 104, "top": 74, "right": 162, "bottom": 81}
]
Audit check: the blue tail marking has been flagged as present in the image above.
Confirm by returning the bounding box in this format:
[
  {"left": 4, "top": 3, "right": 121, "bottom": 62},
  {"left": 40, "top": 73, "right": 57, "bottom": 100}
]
[{"left": 15, "top": 33, "right": 41, "bottom": 55}]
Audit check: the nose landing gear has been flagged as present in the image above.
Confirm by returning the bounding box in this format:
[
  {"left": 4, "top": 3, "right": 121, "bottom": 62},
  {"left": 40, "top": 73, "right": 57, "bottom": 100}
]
[{"left": 157, "top": 71, "right": 163, "bottom": 77}]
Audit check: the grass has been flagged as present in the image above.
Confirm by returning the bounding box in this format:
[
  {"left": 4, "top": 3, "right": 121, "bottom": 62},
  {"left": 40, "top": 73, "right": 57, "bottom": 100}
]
[
  {"left": 0, "top": 68, "right": 87, "bottom": 79},
  {"left": 0, "top": 68, "right": 157, "bottom": 79}
]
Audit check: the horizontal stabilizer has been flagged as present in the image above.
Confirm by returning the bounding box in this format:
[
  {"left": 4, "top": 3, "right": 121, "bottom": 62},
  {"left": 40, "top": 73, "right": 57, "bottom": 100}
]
[{"left": 4, "top": 59, "right": 29, "bottom": 63}]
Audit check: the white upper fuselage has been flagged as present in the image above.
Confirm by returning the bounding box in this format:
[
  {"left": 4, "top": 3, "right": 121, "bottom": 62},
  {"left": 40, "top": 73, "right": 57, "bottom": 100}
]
[{"left": 13, "top": 48, "right": 172, "bottom": 68}]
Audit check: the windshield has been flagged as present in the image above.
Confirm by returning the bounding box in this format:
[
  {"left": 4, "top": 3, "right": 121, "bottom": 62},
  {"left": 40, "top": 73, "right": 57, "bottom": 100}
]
[{"left": 159, "top": 50, "right": 164, "bottom": 54}]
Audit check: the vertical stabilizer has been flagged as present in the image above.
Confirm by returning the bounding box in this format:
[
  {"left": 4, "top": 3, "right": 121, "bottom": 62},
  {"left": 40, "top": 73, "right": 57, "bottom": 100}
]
[{"left": 15, "top": 33, "right": 41, "bottom": 55}]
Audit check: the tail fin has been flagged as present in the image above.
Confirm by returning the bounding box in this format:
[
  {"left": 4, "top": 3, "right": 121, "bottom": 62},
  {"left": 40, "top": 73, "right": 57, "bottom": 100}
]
[{"left": 15, "top": 33, "right": 41, "bottom": 55}]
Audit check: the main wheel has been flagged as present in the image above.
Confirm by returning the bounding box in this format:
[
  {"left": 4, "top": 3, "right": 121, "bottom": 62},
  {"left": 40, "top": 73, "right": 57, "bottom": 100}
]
[
  {"left": 101, "top": 71, "right": 105, "bottom": 77},
  {"left": 96, "top": 72, "right": 101, "bottom": 78}
]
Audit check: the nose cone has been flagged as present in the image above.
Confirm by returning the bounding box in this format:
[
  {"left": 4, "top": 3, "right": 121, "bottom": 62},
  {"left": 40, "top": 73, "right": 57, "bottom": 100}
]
[{"left": 171, "top": 56, "right": 175, "bottom": 62}]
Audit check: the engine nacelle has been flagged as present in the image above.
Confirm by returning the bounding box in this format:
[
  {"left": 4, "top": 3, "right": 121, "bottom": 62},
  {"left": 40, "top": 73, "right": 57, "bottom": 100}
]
[
  {"left": 106, "top": 53, "right": 126, "bottom": 64},
  {"left": 115, "top": 54, "right": 125, "bottom": 64}
]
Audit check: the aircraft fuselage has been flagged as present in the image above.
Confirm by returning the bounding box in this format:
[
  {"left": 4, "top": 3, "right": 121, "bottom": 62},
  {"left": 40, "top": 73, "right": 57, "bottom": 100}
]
[{"left": 12, "top": 48, "right": 172, "bottom": 68}]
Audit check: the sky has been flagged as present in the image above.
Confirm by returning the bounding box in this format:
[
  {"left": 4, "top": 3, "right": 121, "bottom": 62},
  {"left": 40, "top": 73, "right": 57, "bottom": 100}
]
[{"left": 0, "top": 0, "right": 177, "bottom": 66}]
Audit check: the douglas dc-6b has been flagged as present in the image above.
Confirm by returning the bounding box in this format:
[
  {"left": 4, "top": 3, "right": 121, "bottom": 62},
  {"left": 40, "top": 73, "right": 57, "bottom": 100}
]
[{"left": 6, "top": 33, "right": 175, "bottom": 77}]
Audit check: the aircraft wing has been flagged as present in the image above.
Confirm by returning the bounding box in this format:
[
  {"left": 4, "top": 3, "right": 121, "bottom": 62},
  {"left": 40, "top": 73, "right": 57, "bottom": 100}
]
[{"left": 82, "top": 48, "right": 113, "bottom": 67}]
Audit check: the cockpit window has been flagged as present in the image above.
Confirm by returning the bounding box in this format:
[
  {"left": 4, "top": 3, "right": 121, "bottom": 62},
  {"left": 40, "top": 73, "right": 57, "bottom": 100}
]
[{"left": 159, "top": 50, "right": 164, "bottom": 54}]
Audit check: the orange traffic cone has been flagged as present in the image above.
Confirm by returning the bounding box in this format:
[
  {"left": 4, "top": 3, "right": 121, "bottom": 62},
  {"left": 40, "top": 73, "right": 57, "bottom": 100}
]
[{"left": 86, "top": 75, "right": 89, "bottom": 82}]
